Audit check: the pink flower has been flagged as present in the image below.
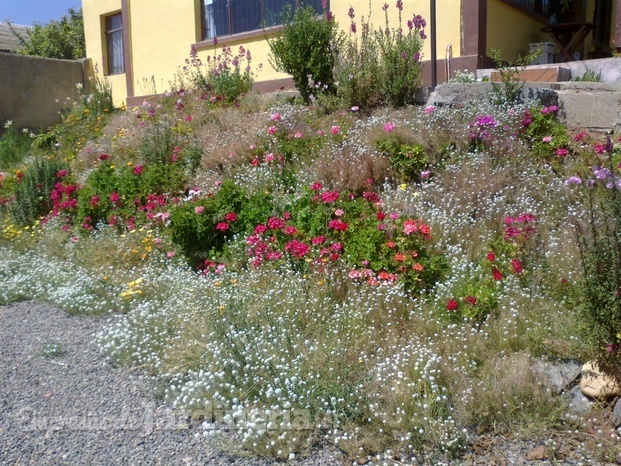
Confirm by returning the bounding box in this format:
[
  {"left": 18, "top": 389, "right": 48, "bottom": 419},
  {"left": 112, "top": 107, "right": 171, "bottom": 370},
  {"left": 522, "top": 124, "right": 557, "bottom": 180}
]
[
  {"left": 425, "top": 105, "right": 435, "bottom": 114},
  {"left": 267, "top": 217, "right": 285, "bottom": 230},
  {"left": 321, "top": 191, "right": 340, "bottom": 203},
  {"left": 254, "top": 224, "right": 267, "bottom": 234},
  {"left": 195, "top": 206, "right": 205, "bottom": 214},
  {"left": 267, "top": 251, "right": 282, "bottom": 260},
  {"left": 294, "top": 131, "right": 303, "bottom": 138},
  {"left": 403, "top": 219, "right": 418, "bottom": 235},
  {"left": 56, "top": 170, "right": 68, "bottom": 178},
  {"left": 556, "top": 148, "right": 568, "bottom": 157},
  {"left": 265, "top": 153, "right": 275, "bottom": 163},
  {"left": 330, "top": 125, "right": 341, "bottom": 135},
  {"left": 317, "top": 130, "right": 325, "bottom": 136},
  {"left": 167, "top": 251, "right": 176, "bottom": 258},
  {"left": 311, "top": 235, "right": 326, "bottom": 245},
  {"left": 283, "top": 225, "right": 297, "bottom": 235},
  {"left": 267, "top": 126, "right": 277, "bottom": 135},
  {"left": 216, "top": 222, "right": 229, "bottom": 231},
  {"left": 492, "top": 268, "right": 503, "bottom": 281},
  {"left": 133, "top": 164, "right": 144, "bottom": 175},
  {"left": 224, "top": 212, "right": 237, "bottom": 222},
  {"left": 389, "top": 212, "right": 401, "bottom": 221},
  {"left": 270, "top": 113, "right": 281, "bottom": 121},
  {"left": 334, "top": 208, "right": 344, "bottom": 217},
  {"left": 251, "top": 158, "right": 259, "bottom": 166},
  {"left": 310, "top": 182, "right": 323, "bottom": 191},
  {"left": 98, "top": 153, "right": 110, "bottom": 161},
  {"left": 89, "top": 195, "right": 100, "bottom": 207},
  {"left": 511, "top": 258, "right": 523, "bottom": 274},
  {"left": 486, "top": 252, "right": 496, "bottom": 261},
  {"left": 185, "top": 115, "right": 192, "bottom": 122},
  {"left": 109, "top": 192, "right": 121, "bottom": 206},
  {"left": 285, "top": 240, "right": 310, "bottom": 258},
  {"left": 351, "top": 106, "right": 359, "bottom": 112},
  {"left": 383, "top": 122, "right": 395, "bottom": 133}
]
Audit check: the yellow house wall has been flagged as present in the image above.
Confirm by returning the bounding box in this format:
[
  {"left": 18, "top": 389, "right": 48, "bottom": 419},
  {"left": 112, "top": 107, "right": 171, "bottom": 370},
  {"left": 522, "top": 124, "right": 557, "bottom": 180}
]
[
  {"left": 83, "top": 0, "right": 127, "bottom": 104},
  {"left": 487, "top": 0, "right": 549, "bottom": 64},
  {"left": 84, "top": 0, "right": 462, "bottom": 103}
]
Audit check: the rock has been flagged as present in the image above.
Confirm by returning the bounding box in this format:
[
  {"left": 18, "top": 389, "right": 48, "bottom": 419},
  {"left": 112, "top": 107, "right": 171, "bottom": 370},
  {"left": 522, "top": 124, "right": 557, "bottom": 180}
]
[
  {"left": 532, "top": 360, "right": 581, "bottom": 394},
  {"left": 565, "top": 385, "right": 593, "bottom": 415},
  {"left": 612, "top": 398, "right": 621, "bottom": 427},
  {"left": 579, "top": 361, "right": 621, "bottom": 400},
  {"left": 526, "top": 445, "right": 547, "bottom": 460}
]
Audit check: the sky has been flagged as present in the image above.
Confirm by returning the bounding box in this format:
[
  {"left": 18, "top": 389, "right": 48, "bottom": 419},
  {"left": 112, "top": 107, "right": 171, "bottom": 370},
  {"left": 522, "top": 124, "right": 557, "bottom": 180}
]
[{"left": 0, "top": 0, "right": 82, "bottom": 26}]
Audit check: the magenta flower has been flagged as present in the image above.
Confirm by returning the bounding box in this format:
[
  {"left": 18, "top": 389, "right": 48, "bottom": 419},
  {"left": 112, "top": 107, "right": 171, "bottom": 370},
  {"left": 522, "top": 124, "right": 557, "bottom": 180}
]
[
  {"left": 383, "top": 122, "right": 395, "bottom": 133},
  {"left": 267, "top": 217, "right": 285, "bottom": 229},
  {"left": 446, "top": 299, "right": 459, "bottom": 311},
  {"left": 328, "top": 219, "right": 348, "bottom": 232},
  {"left": 267, "top": 126, "right": 277, "bottom": 135},
  {"left": 133, "top": 164, "right": 144, "bottom": 175},
  {"left": 330, "top": 125, "right": 341, "bottom": 135},
  {"left": 285, "top": 240, "right": 310, "bottom": 258},
  {"left": 216, "top": 222, "right": 229, "bottom": 232},
  {"left": 321, "top": 191, "right": 340, "bottom": 203},
  {"left": 224, "top": 212, "right": 237, "bottom": 222},
  {"left": 270, "top": 113, "right": 281, "bottom": 122}
]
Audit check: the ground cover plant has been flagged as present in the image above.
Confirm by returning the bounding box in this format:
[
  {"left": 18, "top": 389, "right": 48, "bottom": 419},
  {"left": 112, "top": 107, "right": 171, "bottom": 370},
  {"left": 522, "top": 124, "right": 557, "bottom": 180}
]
[{"left": 3, "top": 13, "right": 621, "bottom": 466}]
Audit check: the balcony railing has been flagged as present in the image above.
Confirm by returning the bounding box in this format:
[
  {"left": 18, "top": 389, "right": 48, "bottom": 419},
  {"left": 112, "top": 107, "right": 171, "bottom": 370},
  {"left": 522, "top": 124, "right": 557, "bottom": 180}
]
[{"left": 498, "top": 0, "right": 562, "bottom": 23}]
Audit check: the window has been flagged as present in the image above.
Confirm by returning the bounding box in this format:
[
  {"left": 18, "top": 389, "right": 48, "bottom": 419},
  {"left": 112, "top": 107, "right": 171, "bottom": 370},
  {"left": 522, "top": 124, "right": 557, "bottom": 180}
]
[
  {"left": 203, "top": 0, "right": 326, "bottom": 39},
  {"left": 105, "top": 13, "right": 124, "bottom": 75}
]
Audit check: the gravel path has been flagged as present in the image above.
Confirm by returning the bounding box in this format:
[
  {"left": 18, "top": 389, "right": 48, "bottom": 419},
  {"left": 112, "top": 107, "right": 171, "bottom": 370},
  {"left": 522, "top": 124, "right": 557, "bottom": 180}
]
[{"left": 0, "top": 302, "right": 616, "bottom": 465}]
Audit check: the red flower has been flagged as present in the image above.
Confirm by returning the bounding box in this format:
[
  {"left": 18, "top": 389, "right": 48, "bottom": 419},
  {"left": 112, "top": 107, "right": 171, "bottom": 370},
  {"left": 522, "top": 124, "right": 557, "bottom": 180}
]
[
  {"left": 465, "top": 295, "right": 477, "bottom": 305},
  {"left": 285, "top": 240, "right": 310, "bottom": 258},
  {"left": 56, "top": 170, "right": 68, "bottom": 178},
  {"left": 446, "top": 299, "right": 459, "bottom": 311},
  {"left": 216, "top": 222, "right": 229, "bottom": 231},
  {"left": 133, "top": 164, "right": 144, "bottom": 175},
  {"left": 98, "top": 153, "right": 110, "bottom": 161},
  {"left": 224, "top": 212, "right": 237, "bottom": 222},
  {"left": 376, "top": 212, "right": 386, "bottom": 221},
  {"left": 492, "top": 268, "right": 503, "bottom": 281},
  {"left": 328, "top": 219, "right": 348, "bottom": 232},
  {"left": 511, "top": 258, "right": 523, "bottom": 274},
  {"left": 486, "top": 252, "right": 496, "bottom": 261}
]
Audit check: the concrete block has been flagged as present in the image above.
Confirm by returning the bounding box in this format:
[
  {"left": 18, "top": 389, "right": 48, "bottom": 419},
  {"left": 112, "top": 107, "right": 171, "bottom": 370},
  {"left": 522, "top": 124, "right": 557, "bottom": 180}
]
[{"left": 491, "top": 67, "right": 571, "bottom": 83}]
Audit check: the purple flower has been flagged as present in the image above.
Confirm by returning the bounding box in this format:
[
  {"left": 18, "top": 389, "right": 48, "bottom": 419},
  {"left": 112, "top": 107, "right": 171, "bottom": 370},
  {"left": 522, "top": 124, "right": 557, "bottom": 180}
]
[
  {"left": 396, "top": 0, "right": 403, "bottom": 10},
  {"left": 564, "top": 176, "right": 582, "bottom": 186},
  {"left": 593, "top": 166, "right": 612, "bottom": 180},
  {"left": 351, "top": 22, "right": 357, "bottom": 33},
  {"left": 348, "top": 6, "right": 355, "bottom": 18}
]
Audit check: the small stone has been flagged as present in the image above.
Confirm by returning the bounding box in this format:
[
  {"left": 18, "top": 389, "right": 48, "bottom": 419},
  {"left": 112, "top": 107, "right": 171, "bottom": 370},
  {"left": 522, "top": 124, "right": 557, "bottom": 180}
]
[
  {"left": 612, "top": 398, "right": 621, "bottom": 427},
  {"left": 566, "top": 385, "right": 593, "bottom": 415},
  {"left": 579, "top": 362, "right": 621, "bottom": 400},
  {"left": 526, "top": 445, "right": 547, "bottom": 460}
]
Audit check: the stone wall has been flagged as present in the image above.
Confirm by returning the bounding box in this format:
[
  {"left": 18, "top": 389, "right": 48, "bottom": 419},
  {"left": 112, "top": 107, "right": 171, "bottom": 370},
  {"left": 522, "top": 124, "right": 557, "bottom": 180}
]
[{"left": 0, "top": 52, "right": 91, "bottom": 131}]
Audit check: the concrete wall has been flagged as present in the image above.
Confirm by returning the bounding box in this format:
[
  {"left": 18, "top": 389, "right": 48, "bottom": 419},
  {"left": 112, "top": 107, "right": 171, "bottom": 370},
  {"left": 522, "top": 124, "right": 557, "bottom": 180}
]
[{"left": 0, "top": 52, "right": 89, "bottom": 130}]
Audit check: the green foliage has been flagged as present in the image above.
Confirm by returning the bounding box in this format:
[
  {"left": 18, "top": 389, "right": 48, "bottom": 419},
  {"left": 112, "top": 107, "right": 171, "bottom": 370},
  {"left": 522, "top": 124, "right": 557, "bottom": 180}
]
[
  {"left": 182, "top": 44, "right": 255, "bottom": 103},
  {"left": 487, "top": 47, "right": 541, "bottom": 106},
  {"left": 9, "top": 156, "right": 68, "bottom": 225},
  {"left": 376, "top": 136, "right": 427, "bottom": 183},
  {"left": 268, "top": 5, "right": 341, "bottom": 104},
  {"left": 522, "top": 105, "right": 570, "bottom": 164},
  {"left": 571, "top": 69, "right": 601, "bottom": 82},
  {"left": 0, "top": 122, "right": 33, "bottom": 170},
  {"left": 11, "top": 8, "right": 85, "bottom": 59}
]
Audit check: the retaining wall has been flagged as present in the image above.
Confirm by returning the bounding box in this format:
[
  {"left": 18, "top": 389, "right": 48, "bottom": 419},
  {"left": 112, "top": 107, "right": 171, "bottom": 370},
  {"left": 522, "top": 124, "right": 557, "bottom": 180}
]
[{"left": 0, "top": 52, "right": 91, "bottom": 131}]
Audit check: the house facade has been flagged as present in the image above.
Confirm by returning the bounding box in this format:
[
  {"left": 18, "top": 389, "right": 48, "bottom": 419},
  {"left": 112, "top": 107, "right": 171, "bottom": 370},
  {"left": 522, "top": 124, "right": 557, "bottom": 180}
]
[{"left": 82, "top": 0, "right": 620, "bottom": 106}]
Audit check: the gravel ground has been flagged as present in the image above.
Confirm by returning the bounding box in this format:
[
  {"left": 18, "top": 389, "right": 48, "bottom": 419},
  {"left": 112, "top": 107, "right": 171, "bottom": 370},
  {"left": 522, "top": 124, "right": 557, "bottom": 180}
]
[{"left": 0, "top": 302, "right": 618, "bottom": 465}]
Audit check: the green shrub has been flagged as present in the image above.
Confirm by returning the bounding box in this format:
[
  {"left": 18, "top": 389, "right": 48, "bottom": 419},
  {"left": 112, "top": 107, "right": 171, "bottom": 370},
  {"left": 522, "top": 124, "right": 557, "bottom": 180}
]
[
  {"left": 268, "top": 4, "right": 341, "bottom": 104},
  {"left": 376, "top": 136, "right": 428, "bottom": 183},
  {"left": 183, "top": 43, "right": 255, "bottom": 103},
  {"left": 170, "top": 180, "right": 273, "bottom": 261},
  {"left": 572, "top": 144, "right": 621, "bottom": 380},
  {"left": 334, "top": 3, "right": 426, "bottom": 109},
  {"left": 77, "top": 160, "right": 187, "bottom": 227},
  {"left": 487, "top": 47, "right": 541, "bottom": 106},
  {"left": 9, "top": 156, "right": 69, "bottom": 225}
]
